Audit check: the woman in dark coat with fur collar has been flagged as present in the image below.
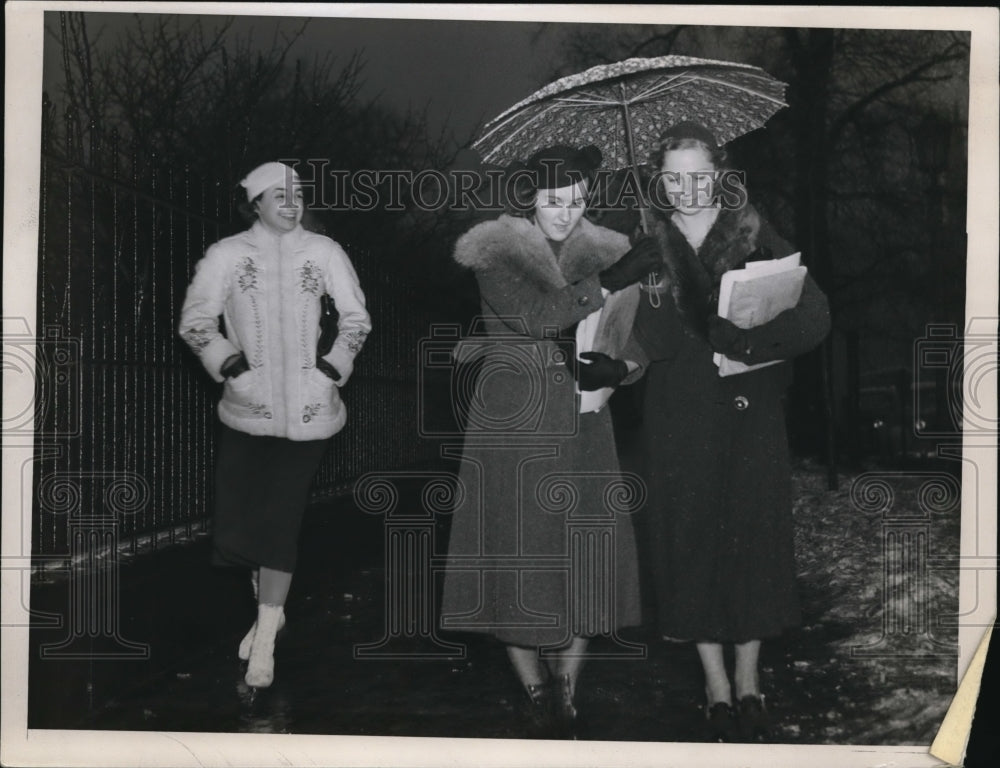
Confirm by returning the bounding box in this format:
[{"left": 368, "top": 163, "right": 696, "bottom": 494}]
[
  {"left": 632, "top": 123, "right": 831, "bottom": 742},
  {"left": 440, "top": 145, "right": 660, "bottom": 738}
]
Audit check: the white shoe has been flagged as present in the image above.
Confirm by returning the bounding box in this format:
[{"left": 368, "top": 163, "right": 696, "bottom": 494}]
[
  {"left": 238, "top": 611, "right": 286, "bottom": 660},
  {"left": 244, "top": 604, "right": 284, "bottom": 688}
]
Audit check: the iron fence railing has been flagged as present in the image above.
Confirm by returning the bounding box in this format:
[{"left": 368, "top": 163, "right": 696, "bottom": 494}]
[{"left": 33, "top": 116, "right": 440, "bottom": 563}]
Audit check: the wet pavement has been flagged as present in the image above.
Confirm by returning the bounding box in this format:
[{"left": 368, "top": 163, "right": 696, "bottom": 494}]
[{"left": 27, "top": 454, "right": 958, "bottom": 745}]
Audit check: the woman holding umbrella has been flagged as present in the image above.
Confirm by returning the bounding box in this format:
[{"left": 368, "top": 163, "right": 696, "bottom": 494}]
[
  {"left": 440, "top": 144, "right": 660, "bottom": 738},
  {"left": 632, "top": 122, "right": 830, "bottom": 741}
]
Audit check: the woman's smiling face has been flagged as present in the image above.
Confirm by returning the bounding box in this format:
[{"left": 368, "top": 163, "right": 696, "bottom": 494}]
[
  {"left": 659, "top": 145, "right": 717, "bottom": 215},
  {"left": 533, "top": 180, "right": 589, "bottom": 242},
  {"left": 255, "top": 182, "right": 304, "bottom": 234}
]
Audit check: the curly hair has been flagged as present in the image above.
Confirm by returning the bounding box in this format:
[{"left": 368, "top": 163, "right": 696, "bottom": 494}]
[
  {"left": 237, "top": 191, "right": 264, "bottom": 226},
  {"left": 652, "top": 136, "right": 729, "bottom": 172}
]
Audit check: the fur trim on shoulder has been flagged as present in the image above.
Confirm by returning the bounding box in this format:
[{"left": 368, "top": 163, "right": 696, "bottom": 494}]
[
  {"left": 651, "top": 202, "right": 767, "bottom": 339},
  {"left": 210, "top": 228, "right": 257, "bottom": 253},
  {"left": 453, "top": 215, "right": 535, "bottom": 270},
  {"left": 697, "top": 203, "right": 762, "bottom": 280},
  {"left": 453, "top": 214, "right": 629, "bottom": 290},
  {"left": 299, "top": 229, "right": 335, "bottom": 248}
]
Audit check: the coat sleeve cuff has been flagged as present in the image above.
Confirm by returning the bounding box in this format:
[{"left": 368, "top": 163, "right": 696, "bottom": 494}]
[
  {"left": 201, "top": 337, "right": 241, "bottom": 382},
  {"left": 323, "top": 346, "right": 355, "bottom": 387},
  {"left": 619, "top": 335, "right": 648, "bottom": 385}
]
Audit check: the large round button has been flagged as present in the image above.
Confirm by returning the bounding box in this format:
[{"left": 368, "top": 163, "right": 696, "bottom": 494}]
[
  {"left": 577, "top": 295, "right": 590, "bottom": 306},
  {"left": 733, "top": 395, "right": 749, "bottom": 411}
]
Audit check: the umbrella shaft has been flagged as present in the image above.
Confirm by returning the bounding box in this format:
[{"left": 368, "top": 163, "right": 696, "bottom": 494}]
[{"left": 619, "top": 85, "right": 651, "bottom": 235}]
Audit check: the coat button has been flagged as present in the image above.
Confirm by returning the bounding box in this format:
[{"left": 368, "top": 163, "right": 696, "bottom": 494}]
[
  {"left": 733, "top": 395, "right": 749, "bottom": 411},
  {"left": 577, "top": 295, "right": 590, "bottom": 306}
]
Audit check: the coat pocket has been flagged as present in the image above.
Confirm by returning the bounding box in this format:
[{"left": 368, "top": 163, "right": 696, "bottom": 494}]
[
  {"left": 301, "top": 367, "right": 341, "bottom": 424},
  {"left": 223, "top": 368, "right": 270, "bottom": 418}
]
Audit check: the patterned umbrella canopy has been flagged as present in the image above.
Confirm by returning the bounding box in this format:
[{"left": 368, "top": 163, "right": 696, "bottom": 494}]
[{"left": 474, "top": 55, "right": 788, "bottom": 169}]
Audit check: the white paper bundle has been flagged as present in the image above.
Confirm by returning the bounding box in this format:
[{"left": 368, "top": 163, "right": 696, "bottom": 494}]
[
  {"left": 576, "top": 288, "right": 614, "bottom": 413},
  {"left": 714, "top": 252, "right": 806, "bottom": 377}
]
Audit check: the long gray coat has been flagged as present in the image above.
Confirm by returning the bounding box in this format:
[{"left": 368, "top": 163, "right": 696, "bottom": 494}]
[{"left": 440, "top": 215, "right": 643, "bottom": 648}]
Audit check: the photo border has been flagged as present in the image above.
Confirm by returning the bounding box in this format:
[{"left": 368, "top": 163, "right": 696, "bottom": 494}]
[{"left": 3, "top": 3, "right": 997, "bottom": 766}]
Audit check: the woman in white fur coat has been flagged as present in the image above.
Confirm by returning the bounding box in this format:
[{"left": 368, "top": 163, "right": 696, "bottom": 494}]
[
  {"left": 178, "top": 162, "right": 370, "bottom": 689},
  {"left": 439, "top": 145, "right": 661, "bottom": 738}
]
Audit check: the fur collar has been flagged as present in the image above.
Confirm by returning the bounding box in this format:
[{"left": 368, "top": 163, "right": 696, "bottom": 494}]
[
  {"left": 651, "top": 203, "right": 767, "bottom": 338},
  {"left": 454, "top": 214, "right": 628, "bottom": 289}
]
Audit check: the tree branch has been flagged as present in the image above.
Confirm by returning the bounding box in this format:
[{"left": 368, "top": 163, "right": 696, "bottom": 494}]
[{"left": 826, "top": 42, "right": 967, "bottom": 150}]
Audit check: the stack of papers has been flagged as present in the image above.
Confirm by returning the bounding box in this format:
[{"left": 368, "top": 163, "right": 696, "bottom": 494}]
[
  {"left": 576, "top": 288, "right": 613, "bottom": 413},
  {"left": 714, "top": 252, "right": 806, "bottom": 377}
]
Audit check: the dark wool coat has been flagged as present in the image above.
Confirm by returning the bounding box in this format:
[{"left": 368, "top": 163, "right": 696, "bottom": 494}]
[
  {"left": 440, "top": 215, "right": 643, "bottom": 648},
  {"left": 633, "top": 202, "right": 830, "bottom": 643}
]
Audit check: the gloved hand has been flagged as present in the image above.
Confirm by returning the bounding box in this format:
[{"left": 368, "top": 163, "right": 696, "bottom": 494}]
[
  {"left": 707, "top": 315, "right": 751, "bottom": 359},
  {"left": 316, "top": 357, "right": 342, "bottom": 382},
  {"left": 598, "top": 237, "right": 662, "bottom": 292},
  {"left": 577, "top": 351, "right": 629, "bottom": 391},
  {"left": 221, "top": 352, "right": 250, "bottom": 380}
]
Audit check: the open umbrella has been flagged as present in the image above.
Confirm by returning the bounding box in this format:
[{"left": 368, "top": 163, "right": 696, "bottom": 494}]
[
  {"left": 474, "top": 55, "right": 788, "bottom": 172},
  {"left": 474, "top": 55, "right": 788, "bottom": 304}
]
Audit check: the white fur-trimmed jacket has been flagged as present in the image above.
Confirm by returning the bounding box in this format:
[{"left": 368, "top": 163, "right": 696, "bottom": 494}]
[{"left": 178, "top": 220, "right": 371, "bottom": 440}]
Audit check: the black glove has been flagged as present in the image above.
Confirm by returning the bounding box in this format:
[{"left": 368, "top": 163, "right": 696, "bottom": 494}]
[
  {"left": 316, "top": 357, "right": 342, "bottom": 382},
  {"left": 577, "top": 351, "right": 629, "bottom": 391},
  {"left": 707, "top": 315, "right": 751, "bottom": 359},
  {"left": 220, "top": 352, "right": 250, "bottom": 380},
  {"left": 598, "top": 237, "right": 662, "bottom": 292}
]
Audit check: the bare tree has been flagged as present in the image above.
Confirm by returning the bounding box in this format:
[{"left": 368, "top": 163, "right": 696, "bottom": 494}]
[
  {"left": 45, "top": 12, "right": 457, "bottom": 257},
  {"left": 539, "top": 24, "right": 970, "bottom": 480}
]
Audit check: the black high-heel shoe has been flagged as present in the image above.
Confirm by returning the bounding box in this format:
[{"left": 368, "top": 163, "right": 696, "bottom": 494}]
[
  {"left": 705, "top": 701, "right": 739, "bottom": 743},
  {"left": 553, "top": 674, "right": 585, "bottom": 740},
  {"left": 737, "top": 694, "right": 770, "bottom": 742},
  {"left": 523, "top": 681, "right": 555, "bottom": 738}
]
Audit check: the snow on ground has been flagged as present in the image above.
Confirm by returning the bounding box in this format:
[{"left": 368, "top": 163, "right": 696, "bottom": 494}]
[{"left": 788, "top": 459, "right": 960, "bottom": 745}]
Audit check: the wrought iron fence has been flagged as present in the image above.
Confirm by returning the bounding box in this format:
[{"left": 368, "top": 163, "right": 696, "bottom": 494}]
[{"left": 32, "top": 113, "right": 440, "bottom": 562}]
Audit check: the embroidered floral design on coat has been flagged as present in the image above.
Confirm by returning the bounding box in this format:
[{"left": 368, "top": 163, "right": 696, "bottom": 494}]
[
  {"left": 181, "top": 327, "right": 213, "bottom": 353},
  {"left": 299, "top": 261, "right": 321, "bottom": 295},
  {"left": 248, "top": 294, "right": 264, "bottom": 368},
  {"left": 342, "top": 330, "right": 368, "bottom": 354},
  {"left": 247, "top": 402, "right": 272, "bottom": 419},
  {"left": 237, "top": 257, "right": 260, "bottom": 293},
  {"left": 302, "top": 402, "right": 323, "bottom": 423}
]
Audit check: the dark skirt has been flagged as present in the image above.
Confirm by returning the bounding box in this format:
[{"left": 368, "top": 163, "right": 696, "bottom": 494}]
[
  {"left": 211, "top": 424, "right": 329, "bottom": 572},
  {"left": 440, "top": 408, "right": 642, "bottom": 648}
]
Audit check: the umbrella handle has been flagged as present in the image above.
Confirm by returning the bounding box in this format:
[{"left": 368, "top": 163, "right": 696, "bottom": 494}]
[{"left": 646, "top": 273, "right": 662, "bottom": 308}]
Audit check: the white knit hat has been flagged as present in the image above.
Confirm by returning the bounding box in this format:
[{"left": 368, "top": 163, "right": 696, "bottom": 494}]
[{"left": 240, "top": 162, "right": 300, "bottom": 201}]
